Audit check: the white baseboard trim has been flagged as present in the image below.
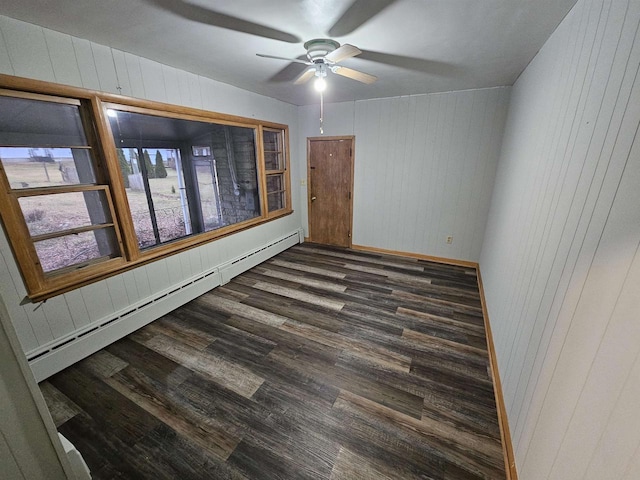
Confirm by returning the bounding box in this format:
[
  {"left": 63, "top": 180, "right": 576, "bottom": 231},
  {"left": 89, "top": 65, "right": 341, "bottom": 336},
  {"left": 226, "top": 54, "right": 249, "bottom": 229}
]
[{"left": 28, "top": 229, "right": 302, "bottom": 382}]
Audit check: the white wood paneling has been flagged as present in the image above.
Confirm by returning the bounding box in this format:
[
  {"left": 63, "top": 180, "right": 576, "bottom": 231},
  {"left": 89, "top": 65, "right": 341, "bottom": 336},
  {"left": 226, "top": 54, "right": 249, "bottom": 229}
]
[
  {"left": 162, "top": 64, "right": 181, "bottom": 105},
  {"left": 42, "top": 30, "right": 82, "bottom": 87},
  {"left": 0, "top": 16, "right": 54, "bottom": 82},
  {"left": 139, "top": 57, "right": 167, "bottom": 102},
  {"left": 91, "top": 43, "right": 119, "bottom": 94},
  {"left": 79, "top": 281, "right": 114, "bottom": 324},
  {"left": 0, "top": 27, "right": 13, "bottom": 75},
  {"left": 0, "top": 15, "right": 301, "bottom": 368},
  {"left": 111, "top": 48, "right": 132, "bottom": 97},
  {"left": 145, "top": 258, "right": 172, "bottom": 294},
  {"left": 298, "top": 88, "right": 509, "bottom": 262},
  {"left": 479, "top": 0, "right": 640, "bottom": 477},
  {"left": 123, "top": 52, "right": 146, "bottom": 98},
  {"left": 40, "top": 296, "right": 74, "bottom": 340},
  {"left": 62, "top": 290, "right": 90, "bottom": 331},
  {"left": 71, "top": 37, "right": 100, "bottom": 90},
  {"left": 0, "top": 295, "right": 71, "bottom": 480}
]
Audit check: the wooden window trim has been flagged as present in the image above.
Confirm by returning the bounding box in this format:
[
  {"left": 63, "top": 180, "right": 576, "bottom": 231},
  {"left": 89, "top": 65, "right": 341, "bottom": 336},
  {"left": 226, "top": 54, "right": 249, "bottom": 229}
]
[
  {"left": 0, "top": 73, "right": 293, "bottom": 302},
  {"left": 262, "top": 126, "right": 291, "bottom": 213}
]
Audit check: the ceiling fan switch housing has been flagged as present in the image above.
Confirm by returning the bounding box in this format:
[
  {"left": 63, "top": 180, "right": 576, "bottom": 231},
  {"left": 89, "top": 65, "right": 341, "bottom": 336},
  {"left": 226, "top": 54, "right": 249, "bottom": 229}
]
[{"left": 304, "top": 39, "right": 340, "bottom": 63}]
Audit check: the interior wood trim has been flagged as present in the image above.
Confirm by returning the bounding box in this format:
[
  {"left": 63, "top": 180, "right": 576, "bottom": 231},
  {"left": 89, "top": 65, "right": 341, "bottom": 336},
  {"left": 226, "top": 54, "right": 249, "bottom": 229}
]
[
  {"left": 477, "top": 267, "right": 519, "bottom": 480},
  {"left": 351, "top": 244, "right": 479, "bottom": 268},
  {"left": 257, "top": 126, "right": 269, "bottom": 218},
  {"left": 0, "top": 87, "right": 81, "bottom": 105},
  {"left": 31, "top": 223, "right": 115, "bottom": 243},
  {"left": 89, "top": 97, "right": 140, "bottom": 261}
]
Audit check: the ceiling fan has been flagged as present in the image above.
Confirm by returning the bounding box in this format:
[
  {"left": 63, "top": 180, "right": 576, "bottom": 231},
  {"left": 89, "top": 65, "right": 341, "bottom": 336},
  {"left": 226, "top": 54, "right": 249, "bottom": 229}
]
[{"left": 256, "top": 38, "right": 377, "bottom": 89}]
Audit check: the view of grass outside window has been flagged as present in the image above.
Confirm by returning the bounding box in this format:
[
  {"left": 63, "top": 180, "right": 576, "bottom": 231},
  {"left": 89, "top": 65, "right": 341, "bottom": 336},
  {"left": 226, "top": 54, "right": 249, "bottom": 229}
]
[
  {"left": 108, "top": 109, "right": 261, "bottom": 249},
  {"left": 117, "top": 147, "right": 190, "bottom": 248},
  {"left": 0, "top": 95, "right": 120, "bottom": 274}
]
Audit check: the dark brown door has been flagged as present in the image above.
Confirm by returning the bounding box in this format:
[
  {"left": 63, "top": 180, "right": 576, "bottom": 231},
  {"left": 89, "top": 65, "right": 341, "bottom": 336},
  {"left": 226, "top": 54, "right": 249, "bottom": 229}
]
[{"left": 307, "top": 136, "right": 354, "bottom": 247}]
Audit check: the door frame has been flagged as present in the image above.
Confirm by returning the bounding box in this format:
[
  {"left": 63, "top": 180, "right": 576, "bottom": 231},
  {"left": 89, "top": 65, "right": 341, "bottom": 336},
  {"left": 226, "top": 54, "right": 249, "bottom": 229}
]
[{"left": 306, "top": 135, "right": 355, "bottom": 247}]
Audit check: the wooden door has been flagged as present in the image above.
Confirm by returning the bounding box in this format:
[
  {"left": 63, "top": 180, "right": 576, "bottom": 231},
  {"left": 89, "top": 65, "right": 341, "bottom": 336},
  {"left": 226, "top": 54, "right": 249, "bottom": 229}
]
[{"left": 307, "top": 136, "right": 354, "bottom": 247}]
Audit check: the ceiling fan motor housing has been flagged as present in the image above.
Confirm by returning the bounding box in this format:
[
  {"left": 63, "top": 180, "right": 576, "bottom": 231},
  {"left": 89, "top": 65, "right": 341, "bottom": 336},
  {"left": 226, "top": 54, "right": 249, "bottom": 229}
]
[{"left": 304, "top": 38, "right": 340, "bottom": 63}]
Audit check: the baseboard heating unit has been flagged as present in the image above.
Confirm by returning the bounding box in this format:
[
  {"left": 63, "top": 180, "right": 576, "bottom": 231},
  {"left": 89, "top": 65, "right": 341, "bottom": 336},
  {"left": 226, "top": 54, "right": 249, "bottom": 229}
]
[{"left": 28, "top": 229, "right": 303, "bottom": 381}]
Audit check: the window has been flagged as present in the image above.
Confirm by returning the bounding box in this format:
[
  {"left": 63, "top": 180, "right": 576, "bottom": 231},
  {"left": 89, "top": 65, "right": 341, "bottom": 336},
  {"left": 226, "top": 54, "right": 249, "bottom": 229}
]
[
  {"left": 0, "top": 81, "right": 291, "bottom": 301},
  {"left": 263, "top": 128, "right": 289, "bottom": 212},
  {"left": 107, "top": 108, "right": 262, "bottom": 249},
  {"left": 0, "top": 93, "right": 122, "bottom": 282}
]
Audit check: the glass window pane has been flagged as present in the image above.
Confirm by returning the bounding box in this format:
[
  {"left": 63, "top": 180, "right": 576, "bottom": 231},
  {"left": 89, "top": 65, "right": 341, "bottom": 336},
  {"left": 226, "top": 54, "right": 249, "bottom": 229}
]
[
  {"left": 264, "top": 129, "right": 283, "bottom": 171},
  {"left": 109, "top": 109, "right": 262, "bottom": 246},
  {"left": 263, "top": 130, "right": 281, "bottom": 152},
  {"left": 118, "top": 148, "right": 189, "bottom": 248},
  {"left": 0, "top": 96, "right": 88, "bottom": 147},
  {"left": 194, "top": 159, "right": 222, "bottom": 231},
  {"left": 19, "top": 190, "right": 112, "bottom": 237},
  {"left": 264, "top": 152, "right": 282, "bottom": 171},
  {"left": 144, "top": 149, "right": 189, "bottom": 243},
  {"left": 0, "top": 148, "right": 96, "bottom": 189},
  {"left": 266, "top": 174, "right": 283, "bottom": 193},
  {"left": 34, "top": 228, "right": 119, "bottom": 273},
  {"left": 267, "top": 191, "right": 284, "bottom": 212}
]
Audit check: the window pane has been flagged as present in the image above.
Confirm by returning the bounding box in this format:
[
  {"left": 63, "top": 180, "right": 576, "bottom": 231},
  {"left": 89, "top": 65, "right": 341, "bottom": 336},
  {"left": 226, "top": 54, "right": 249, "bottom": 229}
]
[
  {"left": 267, "top": 191, "right": 284, "bottom": 211},
  {"left": 0, "top": 95, "right": 88, "bottom": 146},
  {"left": 263, "top": 129, "right": 283, "bottom": 171},
  {"left": 194, "top": 159, "right": 222, "bottom": 231},
  {"left": 0, "top": 148, "right": 96, "bottom": 189},
  {"left": 118, "top": 148, "right": 189, "bottom": 247},
  {"left": 19, "top": 190, "right": 112, "bottom": 237},
  {"left": 34, "top": 228, "right": 119, "bottom": 273},
  {"left": 264, "top": 152, "right": 282, "bottom": 171},
  {"left": 263, "top": 130, "right": 281, "bottom": 151},
  {"left": 109, "top": 109, "right": 261, "bottom": 247},
  {"left": 266, "top": 174, "right": 283, "bottom": 193}
]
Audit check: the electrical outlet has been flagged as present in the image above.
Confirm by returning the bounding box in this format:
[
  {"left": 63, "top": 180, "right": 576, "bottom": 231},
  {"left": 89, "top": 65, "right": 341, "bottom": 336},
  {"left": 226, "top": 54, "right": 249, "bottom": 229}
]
[{"left": 446, "top": 235, "right": 453, "bottom": 244}]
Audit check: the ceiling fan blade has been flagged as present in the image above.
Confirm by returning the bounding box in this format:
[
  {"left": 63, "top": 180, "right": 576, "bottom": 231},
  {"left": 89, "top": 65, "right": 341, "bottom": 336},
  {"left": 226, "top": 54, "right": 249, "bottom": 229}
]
[
  {"left": 331, "top": 66, "right": 377, "bottom": 84},
  {"left": 328, "top": 0, "right": 397, "bottom": 37},
  {"left": 294, "top": 68, "right": 317, "bottom": 85},
  {"left": 267, "top": 56, "right": 310, "bottom": 82},
  {"left": 325, "top": 44, "right": 362, "bottom": 64},
  {"left": 358, "top": 50, "right": 464, "bottom": 76},
  {"left": 257, "top": 54, "right": 311, "bottom": 65},
  {"left": 144, "top": 0, "right": 300, "bottom": 43}
]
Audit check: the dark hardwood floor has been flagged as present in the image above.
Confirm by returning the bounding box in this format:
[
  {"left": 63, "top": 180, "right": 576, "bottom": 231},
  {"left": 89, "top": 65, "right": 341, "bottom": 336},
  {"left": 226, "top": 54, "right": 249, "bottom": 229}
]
[{"left": 40, "top": 243, "right": 506, "bottom": 479}]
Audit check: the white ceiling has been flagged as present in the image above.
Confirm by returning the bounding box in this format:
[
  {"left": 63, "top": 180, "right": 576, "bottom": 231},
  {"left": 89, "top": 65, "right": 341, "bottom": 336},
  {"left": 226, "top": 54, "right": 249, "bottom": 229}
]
[{"left": 0, "top": 0, "right": 578, "bottom": 106}]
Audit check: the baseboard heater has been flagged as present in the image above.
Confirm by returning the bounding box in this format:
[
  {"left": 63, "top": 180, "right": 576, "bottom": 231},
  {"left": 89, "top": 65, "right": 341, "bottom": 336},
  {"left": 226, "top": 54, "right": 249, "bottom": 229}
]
[{"left": 28, "top": 229, "right": 303, "bottom": 382}]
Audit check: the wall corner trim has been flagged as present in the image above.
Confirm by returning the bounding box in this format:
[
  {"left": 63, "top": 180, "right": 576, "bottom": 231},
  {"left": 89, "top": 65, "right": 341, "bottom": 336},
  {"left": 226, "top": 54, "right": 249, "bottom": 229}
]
[{"left": 477, "top": 266, "right": 518, "bottom": 480}]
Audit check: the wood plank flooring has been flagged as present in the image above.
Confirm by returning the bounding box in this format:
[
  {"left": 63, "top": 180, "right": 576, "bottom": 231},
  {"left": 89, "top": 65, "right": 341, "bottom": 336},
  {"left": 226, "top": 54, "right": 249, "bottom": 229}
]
[{"left": 40, "top": 243, "right": 505, "bottom": 479}]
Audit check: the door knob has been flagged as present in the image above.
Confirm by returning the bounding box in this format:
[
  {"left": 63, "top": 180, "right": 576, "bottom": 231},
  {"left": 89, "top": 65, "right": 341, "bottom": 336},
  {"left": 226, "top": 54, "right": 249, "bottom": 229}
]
[{"left": 311, "top": 196, "right": 317, "bottom": 201}]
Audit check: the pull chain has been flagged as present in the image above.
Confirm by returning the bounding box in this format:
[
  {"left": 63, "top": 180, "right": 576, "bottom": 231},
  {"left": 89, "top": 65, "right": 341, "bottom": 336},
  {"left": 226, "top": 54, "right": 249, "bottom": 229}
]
[{"left": 320, "top": 91, "right": 324, "bottom": 135}]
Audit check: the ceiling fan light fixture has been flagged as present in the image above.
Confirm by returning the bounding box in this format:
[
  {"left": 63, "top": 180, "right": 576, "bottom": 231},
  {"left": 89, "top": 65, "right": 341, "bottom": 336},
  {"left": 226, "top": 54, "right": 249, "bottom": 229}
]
[{"left": 314, "top": 76, "right": 327, "bottom": 92}]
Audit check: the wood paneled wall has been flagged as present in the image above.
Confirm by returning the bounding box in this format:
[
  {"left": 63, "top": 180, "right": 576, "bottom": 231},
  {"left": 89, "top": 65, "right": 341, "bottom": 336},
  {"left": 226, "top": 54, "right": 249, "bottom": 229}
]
[
  {"left": 480, "top": 0, "right": 640, "bottom": 477},
  {"left": 0, "top": 295, "right": 71, "bottom": 479},
  {"left": 298, "top": 87, "right": 510, "bottom": 263},
  {"left": 0, "top": 15, "right": 300, "bottom": 356}
]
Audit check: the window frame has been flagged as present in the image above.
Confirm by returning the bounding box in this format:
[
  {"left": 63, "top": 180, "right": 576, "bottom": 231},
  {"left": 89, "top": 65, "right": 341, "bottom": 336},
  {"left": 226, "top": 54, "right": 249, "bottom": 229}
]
[
  {"left": 262, "top": 126, "right": 290, "bottom": 214},
  {"left": 0, "top": 74, "right": 293, "bottom": 301}
]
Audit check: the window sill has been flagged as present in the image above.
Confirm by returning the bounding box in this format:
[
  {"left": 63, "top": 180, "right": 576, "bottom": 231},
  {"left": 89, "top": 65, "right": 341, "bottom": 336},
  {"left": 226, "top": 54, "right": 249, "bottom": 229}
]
[{"left": 26, "top": 208, "right": 294, "bottom": 303}]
